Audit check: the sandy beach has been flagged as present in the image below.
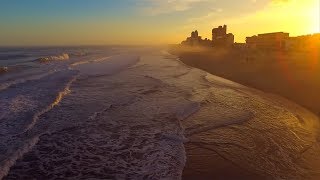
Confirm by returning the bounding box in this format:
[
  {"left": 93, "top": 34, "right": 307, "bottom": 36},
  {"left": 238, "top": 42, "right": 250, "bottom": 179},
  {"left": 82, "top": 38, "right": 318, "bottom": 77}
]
[
  {"left": 168, "top": 46, "right": 320, "bottom": 179},
  {"left": 170, "top": 46, "right": 320, "bottom": 116},
  {"left": 182, "top": 144, "right": 267, "bottom": 180}
]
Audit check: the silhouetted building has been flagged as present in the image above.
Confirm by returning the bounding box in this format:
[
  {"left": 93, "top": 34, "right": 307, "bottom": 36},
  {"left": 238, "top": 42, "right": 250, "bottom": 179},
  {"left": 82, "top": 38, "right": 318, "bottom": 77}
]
[
  {"left": 201, "top": 38, "right": 212, "bottom": 47},
  {"left": 233, "top": 42, "right": 247, "bottom": 50},
  {"left": 181, "top": 30, "right": 211, "bottom": 47},
  {"left": 285, "top": 33, "right": 320, "bottom": 51},
  {"left": 246, "top": 32, "right": 289, "bottom": 50},
  {"left": 181, "top": 25, "right": 235, "bottom": 47},
  {"left": 212, "top": 25, "right": 234, "bottom": 47}
]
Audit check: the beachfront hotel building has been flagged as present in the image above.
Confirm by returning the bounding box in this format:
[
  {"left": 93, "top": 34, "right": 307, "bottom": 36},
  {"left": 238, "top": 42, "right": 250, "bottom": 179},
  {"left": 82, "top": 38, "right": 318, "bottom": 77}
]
[
  {"left": 181, "top": 25, "right": 234, "bottom": 47},
  {"left": 246, "top": 32, "right": 289, "bottom": 50},
  {"left": 181, "top": 30, "right": 212, "bottom": 47},
  {"left": 212, "top": 25, "right": 234, "bottom": 47},
  {"left": 181, "top": 26, "right": 319, "bottom": 51},
  {"left": 285, "top": 33, "right": 320, "bottom": 51},
  {"left": 246, "top": 32, "right": 320, "bottom": 51}
]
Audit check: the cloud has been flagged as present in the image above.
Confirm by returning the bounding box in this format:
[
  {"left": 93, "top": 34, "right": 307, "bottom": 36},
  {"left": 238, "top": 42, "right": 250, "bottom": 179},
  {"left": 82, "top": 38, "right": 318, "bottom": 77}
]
[
  {"left": 141, "top": 0, "right": 210, "bottom": 15},
  {"left": 187, "top": 8, "right": 223, "bottom": 23}
]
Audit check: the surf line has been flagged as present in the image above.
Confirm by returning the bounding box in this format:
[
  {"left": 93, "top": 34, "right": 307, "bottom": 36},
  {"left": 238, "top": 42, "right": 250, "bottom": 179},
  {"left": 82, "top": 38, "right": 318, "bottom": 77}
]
[
  {"left": 22, "top": 73, "right": 79, "bottom": 135},
  {"left": 1, "top": 74, "right": 79, "bottom": 179},
  {"left": 0, "top": 136, "right": 39, "bottom": 179}
]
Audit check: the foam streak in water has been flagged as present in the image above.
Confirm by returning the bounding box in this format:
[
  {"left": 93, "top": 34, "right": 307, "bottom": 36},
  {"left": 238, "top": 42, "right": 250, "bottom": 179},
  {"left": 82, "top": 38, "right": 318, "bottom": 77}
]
[
  {"left": 1, "top": 73, "right": 79, "bottom": 178},
  {"left": 0, "top": 70, "right": 57, "bottom": 92},
  {"left": 0, "top": 136, "right": 39, "bottom": 179},
  {"left": 22, "top": 74, "right": 79, "bottom": 133}
]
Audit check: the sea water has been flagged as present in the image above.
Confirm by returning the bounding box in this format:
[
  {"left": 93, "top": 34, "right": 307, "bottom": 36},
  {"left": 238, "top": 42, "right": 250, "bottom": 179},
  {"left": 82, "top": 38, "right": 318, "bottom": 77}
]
[{"left": 0, "top": 46, "right": 319, "bottom": 179}]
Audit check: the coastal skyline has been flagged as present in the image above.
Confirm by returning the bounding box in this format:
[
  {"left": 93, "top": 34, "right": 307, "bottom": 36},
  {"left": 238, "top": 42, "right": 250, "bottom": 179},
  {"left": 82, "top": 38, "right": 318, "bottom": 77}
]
[{"left": 0, "top": 0, "right": 319, "bottom": 46}]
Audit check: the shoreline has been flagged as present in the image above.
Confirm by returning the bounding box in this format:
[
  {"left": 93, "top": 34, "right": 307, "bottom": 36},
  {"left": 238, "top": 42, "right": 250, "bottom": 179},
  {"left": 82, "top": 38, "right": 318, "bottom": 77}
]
[
  {"left": 167, "top": 46, "right": 320, "bottom": 179},
  {"left": 169, "top": 46, "right": 320, "bottom": 116}
]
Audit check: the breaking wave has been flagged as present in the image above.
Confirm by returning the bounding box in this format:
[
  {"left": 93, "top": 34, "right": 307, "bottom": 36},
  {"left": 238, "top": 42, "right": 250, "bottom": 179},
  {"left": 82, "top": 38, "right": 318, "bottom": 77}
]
[
  {"left": 72, "top": 55, "right": 140, "bottom": 76},
  {"left": 0, "top": 72, "right": 79, "bottom": 179},
  {"left": 36, "top": 53, "right": 70, "bottom": 63},
  {"left": 1, "top": 47, "right": 320, "bottom": 180},
  {"left": 23, "top": 73, "right": 79, "bottom": 134}
]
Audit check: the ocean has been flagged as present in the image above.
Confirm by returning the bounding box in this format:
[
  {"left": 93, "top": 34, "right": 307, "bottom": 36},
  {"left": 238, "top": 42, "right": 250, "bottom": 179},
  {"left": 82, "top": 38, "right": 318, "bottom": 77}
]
[{"left": 0, "top": 46, "right": 319, "bottom": 179}]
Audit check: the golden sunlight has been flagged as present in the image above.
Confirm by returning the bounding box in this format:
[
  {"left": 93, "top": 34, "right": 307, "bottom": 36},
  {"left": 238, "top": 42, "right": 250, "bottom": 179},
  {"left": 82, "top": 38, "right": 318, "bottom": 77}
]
[
  {"left": 274, "top": 0, "right": 319, "bottom": 35},
  {"left": 309, "top": 4, "right": 320, "bottom": 33},
  {"left": 299, "top": 0, "right": 319, "bottom": 34}
]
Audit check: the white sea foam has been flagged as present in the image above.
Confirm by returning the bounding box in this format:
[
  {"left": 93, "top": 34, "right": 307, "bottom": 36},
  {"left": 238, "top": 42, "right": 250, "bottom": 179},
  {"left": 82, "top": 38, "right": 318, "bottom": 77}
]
[
  {"left": 70, "top": 56, "right": 111, "bottom": 66},
  {"left": 0, "top": 95, "right": 37, "bottom": 124},
  {"left": 72, "top": 55, "right": 139, "bottom": 76},
  {"left": 0, "top": 136, "right": 40, "bottom": 179},
  {"left": 0, "top": 70, "right": 57, "bottom": 91},
  {"left": 36, "top": 53, "right": 69, "bottom": 63},
  {"left": 0, "top": 72, "right": 79, "bottom": 179},
  {"left": 3, "top": 48, "right": 320, "bottom": 180},
  {"left": 23, "top": 73, "right": 78, "bottom": 133}
]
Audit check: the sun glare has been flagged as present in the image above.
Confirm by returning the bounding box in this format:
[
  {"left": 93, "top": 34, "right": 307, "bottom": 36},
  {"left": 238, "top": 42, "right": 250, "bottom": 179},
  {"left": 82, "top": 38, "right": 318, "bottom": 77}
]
[
  {"left": 308, "top": 1, "right": 320, "bottom": 33},
  {"left": 285, "top": 0, "right": 320, "bottom": 35}
]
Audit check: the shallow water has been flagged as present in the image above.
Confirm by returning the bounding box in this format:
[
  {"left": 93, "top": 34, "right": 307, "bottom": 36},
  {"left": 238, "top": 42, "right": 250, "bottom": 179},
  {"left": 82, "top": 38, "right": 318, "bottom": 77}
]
[{"left": 0, "top": 47, "right": 319, "bottom": 179}]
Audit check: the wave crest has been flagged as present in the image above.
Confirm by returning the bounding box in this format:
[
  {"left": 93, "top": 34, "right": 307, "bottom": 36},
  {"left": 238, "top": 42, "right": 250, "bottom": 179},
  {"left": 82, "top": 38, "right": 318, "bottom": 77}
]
[{"left": 36, "top": 53, "right": 69, "bottom": 63}]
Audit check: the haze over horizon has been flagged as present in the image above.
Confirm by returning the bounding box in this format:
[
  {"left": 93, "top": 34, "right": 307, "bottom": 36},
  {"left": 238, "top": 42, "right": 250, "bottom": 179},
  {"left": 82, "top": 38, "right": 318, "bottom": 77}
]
[
  {"left": 0, "top": 0, "right": 319, "bottom": 46},
  {"left": 1, "top": 1, "right": 320, "bottom": 179}
]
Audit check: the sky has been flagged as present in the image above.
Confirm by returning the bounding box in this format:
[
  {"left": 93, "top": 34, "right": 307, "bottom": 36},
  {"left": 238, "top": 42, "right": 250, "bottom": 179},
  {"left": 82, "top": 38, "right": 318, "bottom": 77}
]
[{"left": 0, "top": 0, "right": 319, "bottom": 46}]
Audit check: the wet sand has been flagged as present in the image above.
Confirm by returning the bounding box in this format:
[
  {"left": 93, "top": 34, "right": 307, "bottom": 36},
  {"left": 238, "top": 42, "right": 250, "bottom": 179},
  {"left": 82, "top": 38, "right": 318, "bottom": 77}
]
[
  {"left": 182, "top": 144, "right": 267, "bottom": 180},
  {"left": 169, "top": 46, "right": 320, "bottom": 179},
  {"left": 170, "top": 46, "right": 320, "bottom": 116}
]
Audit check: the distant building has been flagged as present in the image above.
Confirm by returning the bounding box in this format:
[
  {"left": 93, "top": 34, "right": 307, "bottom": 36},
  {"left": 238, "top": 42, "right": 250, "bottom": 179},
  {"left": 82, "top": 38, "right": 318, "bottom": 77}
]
[
  {"left": 212, "top": 25, "right": 234, "bottom": 47},
  {"left": 180, "top": 25, "right": 319, "bottom": 52},
  {"left": 181, "top": 30, "right": 211, "bottom": 47},
  {"left": 181, "top": 25, "right": 235, "bottom": 47},
  {"left": 246, "top": 32, "right": 289, "bottom": 50},
  {"left": 233, "top": 42, "right": 247, "bottom": 50},
  {"left": 285, "top": 33, "right": 320, "bottom": 51}
]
